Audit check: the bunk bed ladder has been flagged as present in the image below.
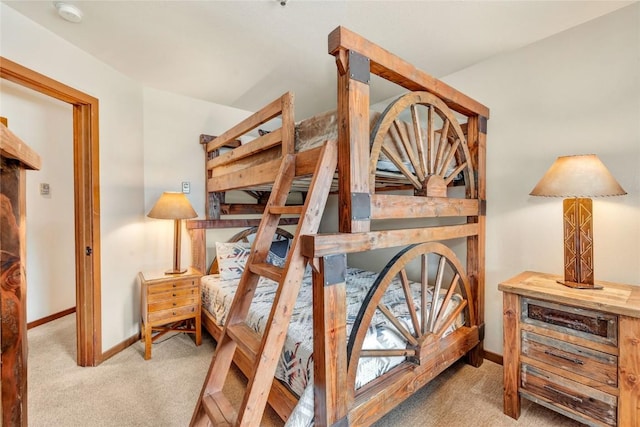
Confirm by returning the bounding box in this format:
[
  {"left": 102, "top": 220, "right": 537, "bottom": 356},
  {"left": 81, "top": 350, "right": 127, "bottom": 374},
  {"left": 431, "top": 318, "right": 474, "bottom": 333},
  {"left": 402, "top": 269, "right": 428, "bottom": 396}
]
[{"left": 191, "top": 139, "right": 338, "bottom": 427}]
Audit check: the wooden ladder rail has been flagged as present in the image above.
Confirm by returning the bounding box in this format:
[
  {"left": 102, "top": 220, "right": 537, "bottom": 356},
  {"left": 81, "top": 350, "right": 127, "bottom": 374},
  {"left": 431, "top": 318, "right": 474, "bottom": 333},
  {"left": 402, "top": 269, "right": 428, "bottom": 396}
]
[{"left": 191, "top": 139, "right": 338, "bottom": 426}]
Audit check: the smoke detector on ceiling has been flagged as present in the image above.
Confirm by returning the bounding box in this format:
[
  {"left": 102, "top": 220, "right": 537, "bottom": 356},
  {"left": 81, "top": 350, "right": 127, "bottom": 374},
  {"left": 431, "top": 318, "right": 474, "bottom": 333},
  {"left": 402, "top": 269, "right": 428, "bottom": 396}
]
[{"left": 54, "top": 2, "right": 83, "bottom": 23}]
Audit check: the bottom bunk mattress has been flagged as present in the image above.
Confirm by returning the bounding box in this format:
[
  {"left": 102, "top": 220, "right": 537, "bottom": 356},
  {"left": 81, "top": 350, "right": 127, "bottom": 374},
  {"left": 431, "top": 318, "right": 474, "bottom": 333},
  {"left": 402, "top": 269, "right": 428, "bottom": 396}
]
[{"left": 201, "top": 248, "right": 465, "bottom": 425}]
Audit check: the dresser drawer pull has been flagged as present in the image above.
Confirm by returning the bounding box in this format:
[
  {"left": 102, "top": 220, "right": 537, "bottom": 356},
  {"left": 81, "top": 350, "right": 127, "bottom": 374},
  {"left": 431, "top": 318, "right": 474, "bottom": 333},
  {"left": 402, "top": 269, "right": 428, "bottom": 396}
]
[
  {"left": 543, "top": 385, "right": 583, "bottom": 403},
  {"left": 544, "top": 350, "right": 584, "bottom": 365},
  {"left": 172, "top": 293, "right": 176, "bottom": 297}
]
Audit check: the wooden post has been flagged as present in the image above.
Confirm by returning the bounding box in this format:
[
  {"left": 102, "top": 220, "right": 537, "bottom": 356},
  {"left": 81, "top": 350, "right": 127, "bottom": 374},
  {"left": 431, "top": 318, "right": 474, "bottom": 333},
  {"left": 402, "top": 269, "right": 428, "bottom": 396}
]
[
  {"left": 618, "top": 315, "right": 640, "bottom": 426},
  {"left": 313, "top": 255, "right": 349, "bottom": 425},
  {"left": 332, "top": 46, "right": 371, "bottom": 234},
  {"left": 465, "top": 115, "right": 487, "bottom": 367},
  {"left": 502, "top": 291, "right": 521, "bottom": 419},
  {"left": 1, "top": 122, "right": 41, "bottom": 427}
]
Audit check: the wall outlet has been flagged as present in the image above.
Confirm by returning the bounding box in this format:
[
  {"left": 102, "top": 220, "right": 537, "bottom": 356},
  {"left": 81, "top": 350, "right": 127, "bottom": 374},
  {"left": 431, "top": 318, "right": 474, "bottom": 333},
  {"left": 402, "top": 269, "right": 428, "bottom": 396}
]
[{"left": 182, "top": 181, "right": 190, "bottom": 194}]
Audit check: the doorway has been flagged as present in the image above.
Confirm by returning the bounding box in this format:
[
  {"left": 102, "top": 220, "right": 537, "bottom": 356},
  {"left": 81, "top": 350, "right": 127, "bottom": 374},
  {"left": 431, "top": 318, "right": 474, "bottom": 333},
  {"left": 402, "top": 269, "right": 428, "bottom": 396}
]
[{"left": 1, "top": 57, "right": 102, "bottom": 366}]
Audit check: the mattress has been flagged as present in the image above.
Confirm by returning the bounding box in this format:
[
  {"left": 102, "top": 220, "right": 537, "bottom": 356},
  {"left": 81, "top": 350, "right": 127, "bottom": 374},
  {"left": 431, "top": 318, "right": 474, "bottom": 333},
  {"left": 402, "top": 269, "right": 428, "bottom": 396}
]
[{"left": 201, "top": 261, "right": 464, "bottom": 426}]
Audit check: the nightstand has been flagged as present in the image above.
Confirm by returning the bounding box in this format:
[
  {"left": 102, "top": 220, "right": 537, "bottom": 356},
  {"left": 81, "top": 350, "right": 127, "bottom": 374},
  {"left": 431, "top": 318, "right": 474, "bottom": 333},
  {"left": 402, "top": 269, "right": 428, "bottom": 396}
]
[
  {"left": 499, "top": 271, "right": 640, "bottom": 427},
  {"left": 139, "top": 267, "right": 202, "bottom": 360}
]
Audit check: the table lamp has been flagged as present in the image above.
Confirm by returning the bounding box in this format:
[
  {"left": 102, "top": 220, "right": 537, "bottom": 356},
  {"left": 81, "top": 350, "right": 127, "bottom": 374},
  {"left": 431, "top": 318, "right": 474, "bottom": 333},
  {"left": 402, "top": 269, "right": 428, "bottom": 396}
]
[
  {"left": 148, "top": 192, "right": 198, "bottom": 274},
  {"left": 530, "top": 154, "right": 626, "bottom": 288}
]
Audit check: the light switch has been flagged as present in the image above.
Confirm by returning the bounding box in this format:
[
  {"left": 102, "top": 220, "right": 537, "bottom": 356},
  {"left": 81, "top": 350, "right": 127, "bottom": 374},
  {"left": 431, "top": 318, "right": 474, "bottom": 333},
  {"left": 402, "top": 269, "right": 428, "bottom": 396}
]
[
  {"left": 182, "top": 181, "right": 190, "bottom": 194},
  {"left": 40, "top": 183, "right": 50, "bottom": 196}
]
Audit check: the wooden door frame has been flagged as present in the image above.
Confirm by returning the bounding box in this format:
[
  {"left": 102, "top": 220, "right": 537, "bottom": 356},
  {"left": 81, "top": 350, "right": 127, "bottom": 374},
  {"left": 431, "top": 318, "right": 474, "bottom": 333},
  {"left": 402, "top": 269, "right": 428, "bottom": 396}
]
[{"left": 1, "top": 57, "right": 101, "bottom": 366}]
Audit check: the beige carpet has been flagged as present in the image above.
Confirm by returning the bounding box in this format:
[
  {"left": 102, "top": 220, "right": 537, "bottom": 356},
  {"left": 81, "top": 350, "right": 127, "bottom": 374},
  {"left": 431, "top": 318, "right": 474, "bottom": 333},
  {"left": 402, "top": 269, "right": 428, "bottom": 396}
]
[{"left": 27, "top": 314, "right": 583, "bottom": 426}]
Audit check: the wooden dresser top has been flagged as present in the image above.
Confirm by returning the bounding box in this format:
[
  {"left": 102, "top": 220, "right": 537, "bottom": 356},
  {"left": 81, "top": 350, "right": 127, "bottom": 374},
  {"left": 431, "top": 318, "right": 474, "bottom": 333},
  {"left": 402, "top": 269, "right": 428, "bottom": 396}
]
[{"left": 499, "top": 271, "right": 640, "bottom": 319}]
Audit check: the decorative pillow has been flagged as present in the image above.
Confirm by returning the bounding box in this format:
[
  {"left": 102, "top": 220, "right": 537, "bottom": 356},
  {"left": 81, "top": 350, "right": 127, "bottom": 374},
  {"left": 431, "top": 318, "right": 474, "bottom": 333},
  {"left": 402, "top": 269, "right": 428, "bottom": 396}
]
[
  {"left": 215, "top": 241, "right": 251, "bottom": 281},
  {"left": 268, "top": 239, "right": 290, "bottom": 267}
]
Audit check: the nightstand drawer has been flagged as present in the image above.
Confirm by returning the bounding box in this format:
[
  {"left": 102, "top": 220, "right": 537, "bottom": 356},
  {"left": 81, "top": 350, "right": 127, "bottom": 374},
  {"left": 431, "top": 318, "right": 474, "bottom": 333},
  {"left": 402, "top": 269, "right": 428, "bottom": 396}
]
[
  {"left": 148, "top": 286, "right": 198, "bottom": 303},
  {"left": 148, "top": 304, "right": 198, "bottom": 323},
  {"left": 522, "top": 330, "right": 617, "bottom": 387},
  {"left": 147, "top": 279, "right": 198, "bottom": 294},
  {"left": 522, "top": 297, "right": 617, "bottom": 346},
  {"left": 521, "top": 364, "right": 617, "bottom": 426},
  {"left": 148, "top": 296, "right": 198, "bottom": 312}
]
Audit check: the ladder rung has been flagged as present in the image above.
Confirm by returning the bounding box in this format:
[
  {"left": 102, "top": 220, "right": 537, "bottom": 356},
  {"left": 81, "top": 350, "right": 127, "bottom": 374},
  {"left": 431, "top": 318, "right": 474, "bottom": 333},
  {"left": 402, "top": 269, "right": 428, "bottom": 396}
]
[
  {"left": 226, "top": 323, "right": 261, "bottom": 362},
  {"left": 202, "top": 392, "right": 237, "bottom": 426},
  {"left": 249, "top": 262, "right": 283, "bottom": 283},
  {"left": 268, "top": 205, "right": 303, "bottom": 215}
]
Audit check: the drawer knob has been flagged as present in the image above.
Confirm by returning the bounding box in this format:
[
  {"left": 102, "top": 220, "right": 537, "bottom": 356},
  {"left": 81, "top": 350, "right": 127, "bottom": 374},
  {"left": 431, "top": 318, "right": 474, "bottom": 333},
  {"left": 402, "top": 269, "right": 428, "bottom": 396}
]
[
  {"left": 173, "top": 284, "right": 176, "bottom": 288},
  {"left": 544, "top": 350, "right": 584, "bottom": 365},
  {"left": 543, "top": 385, "right": 583, "bottom": 403},
  {"left": 172, "top": 311, "right": 176, "bottom": 315},
  {"left": 173, "top": 302, "right": 176, "bottom": 306},
  {"left": 172, "top": 293, "right": 176, "bottom": 297}
]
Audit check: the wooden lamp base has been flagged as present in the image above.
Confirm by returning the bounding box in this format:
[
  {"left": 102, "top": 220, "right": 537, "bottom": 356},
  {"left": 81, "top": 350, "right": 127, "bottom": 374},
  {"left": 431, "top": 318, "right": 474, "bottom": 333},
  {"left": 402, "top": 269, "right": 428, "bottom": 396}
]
[{"left": 561, "top": 197, "right": 600, "bottom": 289}]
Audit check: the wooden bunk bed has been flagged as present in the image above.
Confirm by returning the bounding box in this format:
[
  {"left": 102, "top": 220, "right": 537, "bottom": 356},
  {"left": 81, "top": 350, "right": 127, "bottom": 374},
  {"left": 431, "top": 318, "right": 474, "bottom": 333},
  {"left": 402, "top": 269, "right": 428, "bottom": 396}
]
[{"left": 187, "top": 26, "right": 489, "bottom": 426}]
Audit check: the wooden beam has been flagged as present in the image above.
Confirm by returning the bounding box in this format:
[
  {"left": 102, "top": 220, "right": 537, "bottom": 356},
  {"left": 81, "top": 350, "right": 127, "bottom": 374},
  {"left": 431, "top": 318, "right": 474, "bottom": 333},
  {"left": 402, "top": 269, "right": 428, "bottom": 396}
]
[
  {"left": 371, "top": 194, "right": 479, "bottom": 219},
  {"left": 300, "top": 223, "right": 479, "bottom": 258},
  {"left": 327, "top": 27, "right": 490, "bottom": 118}
]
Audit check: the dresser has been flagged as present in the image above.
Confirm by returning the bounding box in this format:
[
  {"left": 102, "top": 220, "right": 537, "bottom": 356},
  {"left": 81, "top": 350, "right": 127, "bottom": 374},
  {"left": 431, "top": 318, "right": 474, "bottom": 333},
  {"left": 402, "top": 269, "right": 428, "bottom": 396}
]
[
  {"left": 139, "top": 267, "right": 202, "bottom": 360},
  {"left": 500, "top": 271, "right": 640, "bottom": 427}
]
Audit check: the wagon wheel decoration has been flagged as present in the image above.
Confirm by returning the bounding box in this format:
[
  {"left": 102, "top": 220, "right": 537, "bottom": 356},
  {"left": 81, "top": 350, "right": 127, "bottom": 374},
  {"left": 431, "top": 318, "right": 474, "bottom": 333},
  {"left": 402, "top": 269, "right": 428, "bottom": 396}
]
[
  {"left": 369, "top": 91, "right": 475, "bottom": 198},
  {"left": 346, "top": 242, "right": 476, "bottom": 390}
]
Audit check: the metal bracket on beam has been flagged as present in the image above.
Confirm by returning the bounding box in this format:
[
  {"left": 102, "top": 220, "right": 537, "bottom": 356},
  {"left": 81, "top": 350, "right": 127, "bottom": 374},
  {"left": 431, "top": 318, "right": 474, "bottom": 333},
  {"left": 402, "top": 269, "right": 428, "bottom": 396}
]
[
  {"left": 479, "top": 199, "right": 487, "bottom": 216},
  {"left": 348, "top": 51, "right": 370, "bottom": 85},
  {"left": 323, "top": 254, "right": 347, "bottom": 287},
  {"left": 479, "top": 116, "right": 488, "bottom": 134},
  {"left": 351, "top": 192, "right": 371, "bottom": 220}
]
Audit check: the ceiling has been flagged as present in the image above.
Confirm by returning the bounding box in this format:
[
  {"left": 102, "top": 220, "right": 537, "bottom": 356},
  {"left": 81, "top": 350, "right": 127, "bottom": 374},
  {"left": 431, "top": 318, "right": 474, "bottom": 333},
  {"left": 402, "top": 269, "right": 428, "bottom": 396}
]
[{"left": 3, "top": 1, "right": 634, "bottom": 118}]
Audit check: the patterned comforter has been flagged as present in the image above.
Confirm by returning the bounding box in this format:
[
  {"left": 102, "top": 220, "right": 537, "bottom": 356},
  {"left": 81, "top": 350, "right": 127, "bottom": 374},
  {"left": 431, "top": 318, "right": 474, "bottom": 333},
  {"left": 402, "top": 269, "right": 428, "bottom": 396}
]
[{"left": 201, "top": 266, "right": 464, "bottom": 426}]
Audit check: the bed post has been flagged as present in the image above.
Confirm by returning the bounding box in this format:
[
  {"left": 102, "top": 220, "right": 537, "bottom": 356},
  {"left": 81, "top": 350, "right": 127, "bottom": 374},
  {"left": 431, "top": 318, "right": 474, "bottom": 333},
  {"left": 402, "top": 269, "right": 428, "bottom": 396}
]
[
  {"left": 329, "top": 27, "right": 371, "bottom": 234},
  {"left": 465, "top": 114, "right": 487, "bottom": 367},
  {"left": 313, "top": 254, "right": 349, "bottom": 426}
]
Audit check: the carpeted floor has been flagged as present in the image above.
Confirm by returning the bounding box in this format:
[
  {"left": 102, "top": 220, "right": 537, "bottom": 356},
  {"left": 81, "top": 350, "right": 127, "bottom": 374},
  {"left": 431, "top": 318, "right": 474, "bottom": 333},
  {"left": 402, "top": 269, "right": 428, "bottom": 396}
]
[{"left": 27, "top": 314, "right": 583, "bottom": 426}]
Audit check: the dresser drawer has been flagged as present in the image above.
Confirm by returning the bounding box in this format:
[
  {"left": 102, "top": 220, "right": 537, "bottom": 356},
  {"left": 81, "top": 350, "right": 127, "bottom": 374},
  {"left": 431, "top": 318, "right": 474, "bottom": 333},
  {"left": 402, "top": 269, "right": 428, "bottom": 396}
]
[
  {"left": 521, "top": 297, "right": 617, "bottom": 346},
  {"left": 147, "top": 278, "right": 198, "bottom": 294},
  {"left": 148, "top": 296, "right": 198, "bottom": 312},
  {"left": 148, "top": 304, "right": 198, "bottom": 323},
  {"left": 521, "top": 364, "right": 617, "bottom": 426},
  {"left": 522, "top": 330, "right": 617, "bottom": 387},
  {"left": 148, "top": 286, "right": 198, "bottom": 303}
]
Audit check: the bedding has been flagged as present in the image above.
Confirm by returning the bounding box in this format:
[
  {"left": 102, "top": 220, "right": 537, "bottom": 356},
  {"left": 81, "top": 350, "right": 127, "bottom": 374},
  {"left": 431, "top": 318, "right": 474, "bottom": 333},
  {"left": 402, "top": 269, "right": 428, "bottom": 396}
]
[{"left": 203, "top": 242, "right": 465, "bottom": 425}]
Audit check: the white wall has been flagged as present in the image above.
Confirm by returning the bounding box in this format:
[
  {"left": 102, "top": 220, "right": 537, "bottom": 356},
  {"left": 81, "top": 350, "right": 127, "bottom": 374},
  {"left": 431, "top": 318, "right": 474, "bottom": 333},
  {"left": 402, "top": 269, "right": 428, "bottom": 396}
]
[
  {"left": 141, "top": 87, "right": 256, "bottom": 272},
  {"left": 443, "top": 3, "right": 640, "bottom": 355},
  {"left": 1, "top": 3, "right": 145, "bottom": 349},
  {"left": 1, "top": 80, "right": 75, "bottom": 322}
]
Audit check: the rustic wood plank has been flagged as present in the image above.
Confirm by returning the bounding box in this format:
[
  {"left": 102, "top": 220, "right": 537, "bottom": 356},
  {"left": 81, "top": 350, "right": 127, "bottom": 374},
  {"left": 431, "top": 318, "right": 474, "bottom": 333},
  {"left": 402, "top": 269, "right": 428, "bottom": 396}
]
[
  {"left": 327, "top": 27, "right": 490, "bottom": 118},
  {"left": 336, "top": 55, "right": 370, "bottom": 233},
  {"left": 186, "top": 218, "right": 298, "bottom": 230},
  {"left": 503, "top": 291, "right": 521, "bottom": 419},
  {"left": 300, "top": 223, "right": 478, "bottom": 258},
  {"left": 618, "top": 315, "right": 640, "bottom": 427},
  {"left": 1, "top": 161, "right": 29, "bottom": 427},
  {"left": 0, "top": 123, "right": 41, "bottom": 170},
  {"left": 188, "top": 228, "right": 206, "bottom": 276},
  {"left": 206, "top": 92, "right": 291, "bottom": 153},
  {"left": 465, "top": 114, "right": 486, "bottom": 367},
  {"left": 313, "top": 257, "right": 349, "bottom": 425},
  {"left": 371, "top": 195, "right": 479, "bottom": 219},
  {"left": 498, "top": 271, "right": 640, "bottom": 319},
  {"left": 207, "top": 128, "right": 283, "bottom": 170}
]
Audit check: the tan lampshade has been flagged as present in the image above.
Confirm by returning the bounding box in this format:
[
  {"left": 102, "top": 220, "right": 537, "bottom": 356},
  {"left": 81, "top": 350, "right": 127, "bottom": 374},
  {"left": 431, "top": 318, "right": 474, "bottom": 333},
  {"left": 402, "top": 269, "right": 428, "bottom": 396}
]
[
  {"left": 530, "top": 154, "right": 626, "bottom": 197},
  {"left": 147, "top": 192, "right": 197, "bottom": 219}
]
